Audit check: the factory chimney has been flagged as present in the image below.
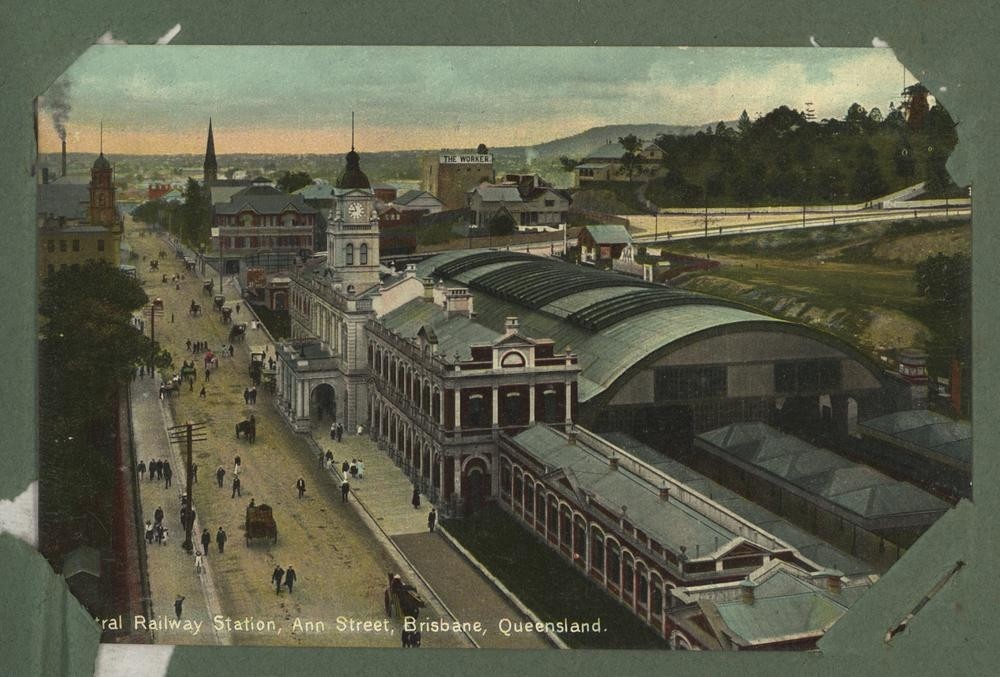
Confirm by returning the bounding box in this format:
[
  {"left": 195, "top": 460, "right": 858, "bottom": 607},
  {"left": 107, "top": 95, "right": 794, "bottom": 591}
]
[{"left": 61, "top": 138, "right": 67, "bottom": 177}]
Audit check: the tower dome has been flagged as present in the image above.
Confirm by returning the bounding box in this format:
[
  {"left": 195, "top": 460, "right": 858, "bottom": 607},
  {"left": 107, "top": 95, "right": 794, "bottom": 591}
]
[
  {"left": 337, "top": 148, "right": 371, "bottom": 190},
  {"left": 92, "top": 152, "right": 111, "bottom": 171}
]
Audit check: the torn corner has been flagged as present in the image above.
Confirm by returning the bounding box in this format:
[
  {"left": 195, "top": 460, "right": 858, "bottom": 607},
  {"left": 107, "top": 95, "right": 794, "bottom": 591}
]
[
  {"left": 872, "top": 37, "right": 891, "bottom": 48},
  {"left": 884, "top": 561, "right": 965, "bottom": 644},
  {"left": 0, "top": 481, "right": 38, "bottom": 548},
  {"left": 809, "top": 36, "right": 822, "bottom": 47},
  {"left": 95, "top": 31, "right": 128, "bottom": 45}
]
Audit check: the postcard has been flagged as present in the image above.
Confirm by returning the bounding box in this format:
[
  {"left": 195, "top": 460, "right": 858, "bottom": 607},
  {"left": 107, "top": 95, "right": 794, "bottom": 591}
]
[{"left": 32, "top": 45, "right": 970, "bottom": 652}]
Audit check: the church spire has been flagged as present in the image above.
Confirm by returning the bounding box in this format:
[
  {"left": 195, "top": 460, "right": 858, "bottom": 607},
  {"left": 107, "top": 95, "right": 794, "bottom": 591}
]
[{"left": 203, "top": 118, "right": 218, "bottom": 185}]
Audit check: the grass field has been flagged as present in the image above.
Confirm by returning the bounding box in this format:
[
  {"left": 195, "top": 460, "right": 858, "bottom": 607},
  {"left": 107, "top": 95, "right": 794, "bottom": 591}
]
[{"left": 444, "top": 505, "right": 669, "bottom": 650}]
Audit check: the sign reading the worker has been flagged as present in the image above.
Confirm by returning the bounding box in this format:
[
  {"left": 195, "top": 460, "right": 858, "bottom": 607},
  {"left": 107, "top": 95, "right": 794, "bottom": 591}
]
[{"left": 439, "top": 154, "right": 493, "bottom": 164}]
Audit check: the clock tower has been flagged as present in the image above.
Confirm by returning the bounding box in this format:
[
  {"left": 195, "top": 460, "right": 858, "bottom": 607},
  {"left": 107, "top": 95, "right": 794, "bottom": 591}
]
[
  {"left": 327, "top": 139, "right": 380, "bottom": 294},
  {"left": 88, "top": 152, "right": 117, "bottom": 227}
]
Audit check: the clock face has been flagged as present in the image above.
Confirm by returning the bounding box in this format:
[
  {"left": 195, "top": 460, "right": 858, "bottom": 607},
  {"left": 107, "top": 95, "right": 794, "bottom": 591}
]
[{"left": 348, "top": 202, "right": 365, "bottom": 219}]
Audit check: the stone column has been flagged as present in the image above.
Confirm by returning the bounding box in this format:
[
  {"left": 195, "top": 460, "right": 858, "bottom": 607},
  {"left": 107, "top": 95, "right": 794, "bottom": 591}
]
[
  {"left": 492, "top": 385, "right": 499, "bottom": 427},
  {"left": 454, "top": 389, "right": 462, "bottom": 431},
  {"left": 528, "top": 384, "right": 536, "bottom": 424},
  {"left": 565, "top": 381, "right": 573, "bottom": 425}
]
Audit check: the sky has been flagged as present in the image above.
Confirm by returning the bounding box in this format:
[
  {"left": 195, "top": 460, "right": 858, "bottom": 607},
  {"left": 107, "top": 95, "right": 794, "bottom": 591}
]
[{"left": 37, "top": 46, "right": 919, "bottom": 155}]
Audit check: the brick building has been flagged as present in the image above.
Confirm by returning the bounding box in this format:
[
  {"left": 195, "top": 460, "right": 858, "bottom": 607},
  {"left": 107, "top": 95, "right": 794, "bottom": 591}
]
[{"left": 421, "top": 152, "right": 495, "bottom": 210}]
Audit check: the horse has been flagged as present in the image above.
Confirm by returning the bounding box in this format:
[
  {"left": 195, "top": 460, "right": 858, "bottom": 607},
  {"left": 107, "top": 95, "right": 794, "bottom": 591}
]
[
  {"left": 189, "top": 303, "right": 202, "bottom": 316},
  {"left": 235, "top": 415, "right": 256, "bottom": 443}
]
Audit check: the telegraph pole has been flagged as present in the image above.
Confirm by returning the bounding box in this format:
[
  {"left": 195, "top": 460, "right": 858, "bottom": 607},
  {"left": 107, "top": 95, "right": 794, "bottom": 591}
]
[{"left": 168, "top": 421, "right": 207, "bottom": 552}]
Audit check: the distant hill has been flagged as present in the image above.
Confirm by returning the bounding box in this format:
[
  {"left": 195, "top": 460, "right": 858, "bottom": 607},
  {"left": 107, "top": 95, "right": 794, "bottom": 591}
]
[{"left": 500, "top": 123, "right": 715, "bottom": 161}]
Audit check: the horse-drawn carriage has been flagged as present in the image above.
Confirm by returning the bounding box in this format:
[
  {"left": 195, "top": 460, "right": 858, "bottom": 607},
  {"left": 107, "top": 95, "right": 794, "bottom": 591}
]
[
  {"left": 179, "top": 363, "right": 197, "bottom": 382},
  {"left": 152, "top": 297, "right": 164, "bottom": 310},
  {"left": 158, "top": 379, "right": 181, "bottom": 398},
  {"left": 235, "top": 414, "right": 256, "bottom": 443},
  {"left": 384, "top": 572, "right": 426, "bottom": 618},
  {"left": 203, "top": 280, "right": 214, "bottom": 295},
  {"left": 221, "top": 307, "right": 233, "bottom": 324},
  {"left": 189, "top": 300, "right": 202, "bottom": 316},
  {"left": 229, "top": 323, "right": 247, "bottom": 343},
  {"left": 245, "top": 503, "right": 277, "bottom": 546},
  {"left": 213, "top": 294, "right": 226, "bottom": 311}
]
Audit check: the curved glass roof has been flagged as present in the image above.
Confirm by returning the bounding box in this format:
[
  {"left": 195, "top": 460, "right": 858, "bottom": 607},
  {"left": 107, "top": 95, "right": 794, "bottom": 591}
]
[{"left": 409, "top": 250, "right": 794, "bottom": 401}]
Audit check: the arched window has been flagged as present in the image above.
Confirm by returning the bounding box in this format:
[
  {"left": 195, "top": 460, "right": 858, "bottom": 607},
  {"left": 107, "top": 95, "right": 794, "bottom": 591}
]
[
  {"left": 623, "top": 551, "right": 635, "bottom": 597},
  {"left": 524, "top": 479, "right": 534, "bottom": 517},
  {"left": 590, "top": 526, "right": 604, "bottom": 575},
  {"left": 651, "top": 574, "right": 664, "bottom": 619},
  {"left": 345, "top": 243, "right": 354, "bottom": 265},
  {"left": 360, "top": 243, "right": 368, "bottom": 265},
  {"left": 560, "top": 506, "right": 572, "bottom": 548},
  {"left": 513, "top": 468, "right": 523, "bottom": 505},
  {"left": 500, "top": 351, "right": 525, "bottom": 368},
  {"left": 607, "top": 540, "right": 621, "bottom": 589}
]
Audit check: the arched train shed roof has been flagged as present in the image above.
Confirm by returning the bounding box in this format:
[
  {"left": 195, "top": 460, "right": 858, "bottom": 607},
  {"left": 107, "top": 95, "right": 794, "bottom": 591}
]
[{"left": 407, "top": 250, "right": 879, "bottom": 402}]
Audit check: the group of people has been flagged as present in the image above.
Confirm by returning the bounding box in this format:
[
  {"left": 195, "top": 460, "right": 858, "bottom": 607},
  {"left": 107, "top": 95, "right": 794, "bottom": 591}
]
[
  {"left": 329, "top": 422, "right": 344, "bottom": 442},
  {"left": 186, "top": 339, "right": 213, "bottom": 353},
  {"left": 138, "top": 458, "right": 173, "bottom": 488},
  {"left": 144, "top": 505, "right": 169, "bottom": 546},
  {"left": 271, "top": 565, "right": 297, "bottom": 594},
  {"left": 199, "top": 526, "right": 228, "bottom": 555},
  {"left": 341, "top": 458, "right": 365, "bottom": 480},
  {"left": 242, "top": 387, "right": 259, "bottom": 405}
]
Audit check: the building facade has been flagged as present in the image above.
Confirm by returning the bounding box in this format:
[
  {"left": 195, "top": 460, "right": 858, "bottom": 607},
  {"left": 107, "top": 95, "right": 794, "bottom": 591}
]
[
  {"left": 421, "top": 152, "right": 495, "bottom": 210},
  {"left": 38, "top": 153, "right": 123, "bottom": 278},
  {"left": 467, "top": 174, "right": 570, "bottom": 229}
]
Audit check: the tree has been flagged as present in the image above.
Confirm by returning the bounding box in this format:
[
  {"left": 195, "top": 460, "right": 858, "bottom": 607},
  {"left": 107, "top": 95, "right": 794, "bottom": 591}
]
[
  {"left": 868, "top": 107, "right": 884, "bottom": 123},
  {"left": 276, "top": 170, "right": 313, "bottom": 194},
  {"left": 737, "top": 110, "right": 753, "bottom": 136},
  {"left": 477, "top": 143, "right": 490, "bottom": 155},
  {"left": 559, "top": 156, "right": 579, "bottom": 172},
  {"left": 851, "top": 143, "right": 887, "bottom": 201},
  {"left": 179, "top": 178, "right": 211, "bottom": 247},
  {"left": 901, "top": 83, "right": 931, "bottom": 130},
  {"left": 487, "top": 209, "right": 516, "bottom": 236},
  {"left": 618, "top": 134, "right": 643, "bottom": 182}
]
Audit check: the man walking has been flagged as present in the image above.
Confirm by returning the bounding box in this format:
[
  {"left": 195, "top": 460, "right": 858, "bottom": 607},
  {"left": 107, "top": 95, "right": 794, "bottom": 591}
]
[
  {"left": 216, "top": 465, "right": 226, "bottom": 488},
  {"left": 330, "top": 422, "right": 336, "bottom": 441},
  {"left": 336, "top": 423, "right": 343, "bottom": 442},
  {"left": 341, "top": 479, "right": 350, "bottom": 503},
  {"left": 201, "top": 528, "right": 211, "bottom": 556},
  {"left": 163, "top": 462, "right": 173, "bottom": 489},
  {"left": 174, "top": 595, "right": 185, "bottom": 620},
  {"left": 272, "top": 565, "right": 285, "bottom": 595},
  {"left": 428, "top": 508, "right": 437, "bottom": 533},
  {"left": 137, "top": 460, "right": 146, "bottom": 481},
  {"left": 411, "top": 487, "right": 421, "bottom": 510},
  {"left": 216, "top": 527, "right": 227, "bottom": 553},
  {"left": 232, "top": 475, "right": 241, "bottom": 498},
  {"left": 154, "top": 506, "right": 164, "bottom": 526},
  {"left": 244, "top": 388, "right": 250, "bottom": 405},
  {"left": 296, "top": 477, "right": 306, "bottom": 499},
  {"left": 199, "top": 384, "right": 206, "bottom": 399},
  {"left": 284, "top": 565, "right": 297, "bottom": 594}
]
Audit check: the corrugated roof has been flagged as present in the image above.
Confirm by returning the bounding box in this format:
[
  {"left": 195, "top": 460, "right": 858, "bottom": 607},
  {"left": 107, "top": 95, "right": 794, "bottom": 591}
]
[
  {"left": 414, "top": 249, "right": 787, "bottom": 401},
  {"left": 602, "top": 432, "right": 872, "bottom": 575},
  {"left": 582, "top": 224, "right": 632, "bottom": 245},
  {"left": 698, "top": 423, "right": 951, "bottom": 520},
  {"left": 37, "top": 183, "right": 89, "bottom": 220},
  {"left": 379, "top": 298, "right": 499, "bottom": 361},
  {"left": 214, "top": 193, "right": 319, "bottom": 215},
  {"left": 714, "top": 592, "right": 847, "bottom": 645},
  {"left": 395, "top": 189, "right": 441, "bottom": 206},
  {"left": 471, "top": 185, "right": 524, "bottom": 203},
  {"left": 510, "top": 425, "right": 738, "bottom": 555}
]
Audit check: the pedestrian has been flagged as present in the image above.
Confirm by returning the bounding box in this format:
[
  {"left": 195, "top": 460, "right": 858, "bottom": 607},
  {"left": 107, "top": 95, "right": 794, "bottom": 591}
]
[
  {"left": 428, "top": 508, "right": 437, "bottom": 532},
  {"left": 199, "top": 384, "right": 206, "bottom": 398},
  {"left": 411, "top": 487, "right": 420, "bottom": 510},
  {"left": 341, "top": 460, "right": 350, "bottom": 475},
  {"left": 234, "top": 456, "right": 242, "bottom": 475},
  {"left": 154, "top": 523, "right": 164, "bottom": 545},
  {"left": 174, "top": 595, "right": 185, "bottom": 620},
  {"left": 216, "top": 465, "right": 226, "bottom": 488},
  {"left": 235, "top": 302, "right": 241, "bottom": 314},
  {"left": 244, "top": 388, "right": 250, "bottom": 405},
  {"left": 163, "top": 462, "right": 173, "bottom": 488},
  {"left": 336, "top": 423, "right": 343, "bottom": 442},
  {"left": 137, "top": 460, "right": 146, "bottom": 481},
  {"left": 250, "top": 387, "right": 257, "bottom": 405},
  {"left": 216, "top": 527, "right": 227, "bottom": 553},
  {"left": 330, "top": 422, "right": 336, "bottom": 441},
  {"left": 191, "top": 463, "right": 198, "bottom": 484},
  {"left": 170, "top": 312, "right": 174, "bottom": 323},
  {"left": 194, "top": 551, "right": 203, "bottom": 574},
  {"left": 201, "top": 528, "right": 211, "bottom": 555},
  {"left": 205, "top": 367, "right": 211, "bottom": 382},
  {"left": 350, "top": 460, "right": 358, "bottom": 479},
  {"left": 296, "top": 477, "right": 306, "bottom": 499},
  {"left": 284, "top": 565, "right": 297, "bottom": 594},
  {"left": 232, "top": 475, "right": 241, "bottom": 498},
  {"left": 154, "top": 505, "right": 164, "bottom": 525},
  {"left": 144, "top": 520, "right": 154, "bottom": 544},
  {"left": 186, "top": 338, "right": 192, "bottom": 352},
  {"left": 160, "top": 527, "right": 169, "bottom": 547},
  {"left": 189, "top": 378, "right": 194, "bottom": 392},
  {"left": 151, "top": 459, "right": 159, "bottom": 481},
  {"left": 228, "top": 344, "right": 235, "bottom": 358},
  {"left": 272, "top": 565, "right": 285, "bottom": 595},
  {"left": 341, "top": 479, "right": 350, "bottom": 502},
  {"left": 356, "top": 424, "right": 364, "bottom": 436}
]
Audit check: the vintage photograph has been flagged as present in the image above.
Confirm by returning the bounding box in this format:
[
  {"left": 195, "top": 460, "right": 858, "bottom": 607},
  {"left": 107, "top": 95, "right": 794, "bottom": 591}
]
[{"left": 33, "top": 45, "right": 970, "bottom": 650}]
